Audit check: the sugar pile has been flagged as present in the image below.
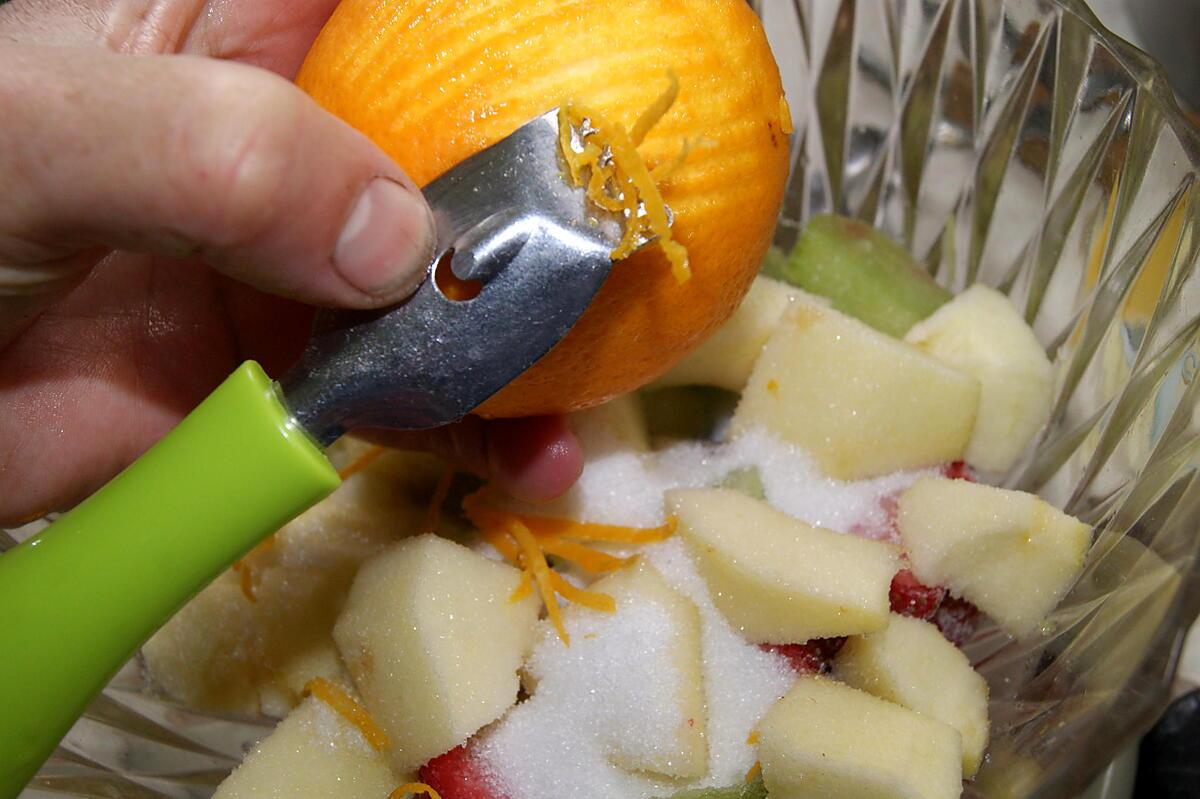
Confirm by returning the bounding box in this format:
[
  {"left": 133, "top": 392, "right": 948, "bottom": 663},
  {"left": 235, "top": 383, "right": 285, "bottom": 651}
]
[
  {"left": 517, "top": 425, "right": 930, "bottom": 535},
  {"left": 477, "top": 537, "right": 794, "bottom": 799},
  {"left": 481, "top": 419, "right": 932, "bottom": 797}
]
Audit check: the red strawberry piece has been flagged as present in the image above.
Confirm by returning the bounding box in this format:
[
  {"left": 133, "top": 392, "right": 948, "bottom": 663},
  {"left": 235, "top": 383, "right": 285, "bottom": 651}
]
[
  {"left": 761, "top": 638, "right": 847, "bottom": 674},
  {"left": 419, "top": 744, "right": 511, "bottom": 799},
  {"left": 889, "top": 569, "right": 947, "bottom": 620},
  {"left": 942, "top": 461, "right": 977, "bottom": 481},
  {"left": 933, "top": 596, "right": 982, "bottom": 647}
]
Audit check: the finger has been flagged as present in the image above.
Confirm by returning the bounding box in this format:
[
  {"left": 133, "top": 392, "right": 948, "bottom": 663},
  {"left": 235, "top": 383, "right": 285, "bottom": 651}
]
[
  {"left": 368, "top": 416, "right": 585, "bottom": 504},
  {"left": 485, "top": 416, "right": 585, "bottom": 502},
  {"left": 0, "top": 45, "right": 434, "bottom": 345}
]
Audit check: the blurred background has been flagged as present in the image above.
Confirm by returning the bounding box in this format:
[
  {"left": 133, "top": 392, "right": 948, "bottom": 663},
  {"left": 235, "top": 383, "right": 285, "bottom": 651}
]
[{"left": 1090, "top": 0, "right": 1200, "bottom": 111}]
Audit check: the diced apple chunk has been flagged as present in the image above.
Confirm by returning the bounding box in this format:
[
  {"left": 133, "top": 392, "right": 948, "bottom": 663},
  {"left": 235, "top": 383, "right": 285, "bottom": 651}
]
[
  {"left": 732, "top": 303, "right": 980, "bottom": 479},
  {"left": 334, "top": 534, "right": 539, "bottom": 773},
  {"left": 897, "top": 477, "right": 1091, "bottom": 637},
  {"left": 904, "top": 285, "right": 1052, "bottom": 474},
  {"left": 758, "top": 676, "right": 963, "bottom": 799},
  {"left": 836, "top": 614, "right": 989, "bottom": 777},
  {"left": 653, "top": 276, "right": 818, "bottom": 392},
  {"left": 666, "top": 488, "right": 899, "bottom": 642},
  {"left": 592, "top": 560, "right": 708, "bottom": 778},
  {"left": 213, "top": 694, "right": 397, "bottom": 799}
]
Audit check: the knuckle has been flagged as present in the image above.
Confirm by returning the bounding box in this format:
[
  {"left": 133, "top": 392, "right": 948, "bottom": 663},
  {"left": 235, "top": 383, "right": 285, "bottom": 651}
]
[{"left": 174, "top": 63, "right": 302, "bottom": 246}]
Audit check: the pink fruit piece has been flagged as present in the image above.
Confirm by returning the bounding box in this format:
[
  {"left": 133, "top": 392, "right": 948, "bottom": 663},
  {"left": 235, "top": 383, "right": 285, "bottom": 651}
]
[
  {"left": 761, "top": 638, "right": 847, "bottom": 674},
  {"left": 419, "top": 743, "right": 511, "bottom": 799},
  {"left": 942, "top": 460, "right": 977, "bottom": 481},
  {"left": 889, "top": 569, "right": 947, "bottom": 620},
  {"left": 849, "top": 490, "right": 902, "bottom": 543},
  {"left": 933, "top": 596, "right": 982, "bottom": 647}
]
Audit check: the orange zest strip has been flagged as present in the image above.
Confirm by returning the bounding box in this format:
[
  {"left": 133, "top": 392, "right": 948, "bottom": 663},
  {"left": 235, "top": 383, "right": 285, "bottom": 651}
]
[
  {"left": 745, "top": 761, "right": 762, "bottom": 782},
  {"left": 539, "top": 536, "right": 631, "bottom": 573},
  {"left": 558, "top": 76, "right": 691, "bottom": 283},
  {"left": 388, "top": 783, "right": 443, "bottom": 799},
  {"left": 506, "top": 517, "right": 570, "bottom": 645},
  {"left": 421, "top": 467, "right": 455, "bottom": 534},
  {"left": 304, "top": 678, "right": 390, "bottom": 752},
  {"left": 462, "top": 488, "right": 508, "bottom": 530},
  {"left": 509, "top": 570, "right": 534, "bottom": 603},
  {"left": 650, "top": 137, "right": 717, "bottom": 183},
  {"left": 338, "top": 445, "right": 385, "bottom": 480},
  {"left": 516, "top": 513, "right": 678, "bottom": 545},
  {"left": 548, "top": 572, "right": 616, "bottom": 613},
  {"left": 231, "top": 560, "right": 257, "bottom": 603},
  {"left": 779, "top": 96, "right": 794, "bottom": 135},
  {"left": 605, "top": 116, "right": 690, "bottom": 282},
  {"left": 630, "top": 70, "right": 680, "bottom": 146}
]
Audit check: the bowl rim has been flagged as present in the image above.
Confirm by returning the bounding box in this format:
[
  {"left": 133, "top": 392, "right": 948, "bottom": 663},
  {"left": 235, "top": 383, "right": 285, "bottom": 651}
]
[{"left": 1051, "top": 0, "right": 1198, "bottom": 155}]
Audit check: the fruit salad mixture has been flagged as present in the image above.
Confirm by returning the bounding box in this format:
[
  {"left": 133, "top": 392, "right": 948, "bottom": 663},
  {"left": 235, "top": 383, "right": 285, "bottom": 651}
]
[{"left": 144, "top": 215, "right": 1091, "bottom": 799}]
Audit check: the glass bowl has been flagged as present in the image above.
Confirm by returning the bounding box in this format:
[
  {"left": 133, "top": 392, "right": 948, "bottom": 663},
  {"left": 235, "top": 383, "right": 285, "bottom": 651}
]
[{"left": 14, "top": 0, "right": 1200, "bottom": 796}]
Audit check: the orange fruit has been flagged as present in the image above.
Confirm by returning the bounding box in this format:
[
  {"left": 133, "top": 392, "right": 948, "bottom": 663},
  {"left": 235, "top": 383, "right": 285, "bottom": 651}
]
[{"left": 297, "top": 0, "right": 790, "bottom": 417}]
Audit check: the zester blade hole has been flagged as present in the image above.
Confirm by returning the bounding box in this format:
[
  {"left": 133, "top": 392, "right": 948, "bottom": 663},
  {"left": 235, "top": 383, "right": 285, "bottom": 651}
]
[{"left": 433, "top": 249, "right": 483, "bottom": 301}]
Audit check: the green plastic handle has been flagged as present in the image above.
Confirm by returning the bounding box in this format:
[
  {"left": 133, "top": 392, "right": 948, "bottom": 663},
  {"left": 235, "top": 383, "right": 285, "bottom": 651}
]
[{"left": 0, "top": 361, "right": 340, "bottom": 797}]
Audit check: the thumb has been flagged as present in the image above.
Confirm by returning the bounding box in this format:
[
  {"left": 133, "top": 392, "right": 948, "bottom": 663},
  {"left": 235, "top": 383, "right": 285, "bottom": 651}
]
[{"left": 0, "top": 45, "right": 434, "bottom": 343}]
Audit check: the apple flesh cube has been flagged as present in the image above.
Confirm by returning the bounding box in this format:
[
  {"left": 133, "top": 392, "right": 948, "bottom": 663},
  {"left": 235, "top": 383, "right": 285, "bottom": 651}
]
[
  {"left": 334, "top": 534, "right": 539, "bottom": 773},
  {"left": 666, "top": 488, "right": 899, "bottom": 642},
  {"left": 897, "top": 477, "right": 1091, "bottom": 637},
  {"left": 732, "top": 302, "right": 980, "bottom": 480},
  {"left": 758, "top": 676, "right": 963, "bottom": 799},
  {"left": 904, "top": 285, "right": 1052, "bottom": 474},
  {"left": 591, "top": 560, "right": 708, "bottom": 778},
  {"left": 653, "top": 276, "right": 816, "bottom": 392},
  {"left": 836, "top": 614, "right": 989, "bottom": 777},
  {"left": 779, "top": 214, "right": 951, "bottom": 338},
  {"left": 213, "top": 694, "right": 397, "bottom": 799}
]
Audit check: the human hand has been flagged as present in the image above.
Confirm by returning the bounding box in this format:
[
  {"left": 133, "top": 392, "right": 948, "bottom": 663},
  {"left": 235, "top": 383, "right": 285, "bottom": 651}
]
[{"left": 0, "top": 0, "right": 583, "bottom": 526}]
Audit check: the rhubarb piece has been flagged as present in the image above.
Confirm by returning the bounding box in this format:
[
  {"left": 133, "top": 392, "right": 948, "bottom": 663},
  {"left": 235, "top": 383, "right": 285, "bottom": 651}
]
[
  {"left": 662, "top": 774, "right": 767, "bottom": 799},
  {"left": 934, "top": 596, "right": 982, "bottom": 647},
  {"left": 889, "top": 569, "right": 947, "bottom": 621},
  {"left": 641, "top": 386, "right": 739, "bottom": 443},
  {"left": 717, "top": 467, "right": 766, "bottom": 501},
  {"left": 761, "top": 638, "right": 847, "bottom": 675},
  {"left": 418, "top": 744, "right": 510, "bottom": 799},
  {"left": 779, "top": 214, "right": 951, "bottom": 338}
]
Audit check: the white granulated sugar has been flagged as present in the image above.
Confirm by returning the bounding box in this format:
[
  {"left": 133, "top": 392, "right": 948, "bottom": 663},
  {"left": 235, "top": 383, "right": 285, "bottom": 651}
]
[
  {"left": 480, "top": 599, "right": 689, "bottom": 797},
  {"left": 736, "top": 430, "right": 934, "bottom": 534},
  {"left": 512, "top": 424, "right": 930, "bottom": 534},
  {"left": 477, "top": 539, "right": 795, "bottom": 799},
  {"left": 642, "top": 537, "right": 795, "bottom": 784}
]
